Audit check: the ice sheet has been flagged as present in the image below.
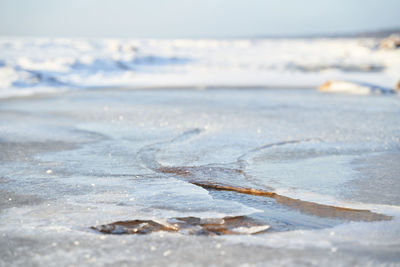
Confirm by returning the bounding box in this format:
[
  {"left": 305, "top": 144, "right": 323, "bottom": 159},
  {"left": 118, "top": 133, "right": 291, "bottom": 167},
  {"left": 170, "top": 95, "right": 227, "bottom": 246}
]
[{"left": 1, "top": 88, "right": 399, "bottom": 266}]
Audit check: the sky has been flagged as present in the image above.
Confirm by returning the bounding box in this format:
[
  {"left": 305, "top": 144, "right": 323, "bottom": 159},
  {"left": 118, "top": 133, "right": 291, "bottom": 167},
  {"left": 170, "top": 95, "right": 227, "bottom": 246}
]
[{"left": 0, "top": 0, "right": 399, "bottom": 38}]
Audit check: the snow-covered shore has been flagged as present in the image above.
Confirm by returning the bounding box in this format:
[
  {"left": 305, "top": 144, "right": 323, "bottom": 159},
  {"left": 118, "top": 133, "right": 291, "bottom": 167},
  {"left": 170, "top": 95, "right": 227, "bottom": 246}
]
[{"left": 1, "top": 37, "right": 399, "bottom": 98}]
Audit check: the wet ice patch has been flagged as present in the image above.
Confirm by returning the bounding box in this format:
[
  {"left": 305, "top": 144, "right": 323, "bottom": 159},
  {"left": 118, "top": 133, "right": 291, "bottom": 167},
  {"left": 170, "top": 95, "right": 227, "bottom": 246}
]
[{"left": 247, "top": 154, "right": 357, "bottom": 197}]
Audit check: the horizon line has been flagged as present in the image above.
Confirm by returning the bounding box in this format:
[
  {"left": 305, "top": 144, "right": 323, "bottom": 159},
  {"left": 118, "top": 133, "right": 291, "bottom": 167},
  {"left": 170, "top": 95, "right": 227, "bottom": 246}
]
[{"left": 1, "top": 27, "right": 399, "bottom": 40}]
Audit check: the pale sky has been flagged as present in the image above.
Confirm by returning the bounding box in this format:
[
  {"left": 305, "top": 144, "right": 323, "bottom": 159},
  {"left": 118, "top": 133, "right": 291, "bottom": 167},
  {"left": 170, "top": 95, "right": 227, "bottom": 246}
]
[{"left": 0, "top": 0, "right": 399, "bottom": 38}]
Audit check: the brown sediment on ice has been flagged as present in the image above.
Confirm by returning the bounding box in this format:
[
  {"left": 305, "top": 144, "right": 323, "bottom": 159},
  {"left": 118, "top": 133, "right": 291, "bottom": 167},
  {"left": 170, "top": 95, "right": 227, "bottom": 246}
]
[
  {"left": 191, "top": 182, "right": 391, "bottom": 222},
  {"left": 92, "top": 219, "right": 177, "bottom": 235},
  {"left": 139, "top": 130, "right": 391, "bottom": 224},
  {"left": 91, "top": 216, "right": 270, "bottom": 236},
  {"left": 156, "top": 165, "right": 391, "bottom": 222},
  {"left": 156, "top": 165, "right": 391, "bottom": 223}
]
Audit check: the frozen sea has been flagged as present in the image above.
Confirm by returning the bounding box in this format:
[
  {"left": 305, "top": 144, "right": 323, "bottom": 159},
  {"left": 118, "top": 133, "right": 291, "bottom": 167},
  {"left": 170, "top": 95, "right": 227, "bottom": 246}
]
[{"left": 0, "top": 38, "right": 400, "bottom": 266}]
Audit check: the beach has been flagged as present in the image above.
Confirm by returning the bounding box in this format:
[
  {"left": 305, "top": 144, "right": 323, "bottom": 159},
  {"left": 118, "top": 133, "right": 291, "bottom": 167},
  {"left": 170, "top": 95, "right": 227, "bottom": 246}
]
[{"left": 2, "top": 0, "right": 400, "bottom": 262}]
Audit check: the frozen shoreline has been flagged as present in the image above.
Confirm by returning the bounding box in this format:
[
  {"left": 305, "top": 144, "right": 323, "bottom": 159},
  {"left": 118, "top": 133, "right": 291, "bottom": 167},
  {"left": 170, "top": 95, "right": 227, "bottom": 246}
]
[
  {"left": 0, "top": 88, "right": 399, "bottom": 266},
  {"left": 1, "top": 37, "right": 399, "bottom": 99}
]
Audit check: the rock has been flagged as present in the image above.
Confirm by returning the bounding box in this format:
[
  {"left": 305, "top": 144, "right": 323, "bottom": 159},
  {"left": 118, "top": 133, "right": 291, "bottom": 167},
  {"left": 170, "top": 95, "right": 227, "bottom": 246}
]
[
  {"left": 379, "top": 34, "right": 400, "bottom": 50},
  {"left": 91, "top": 216, "right": 270, "bottom": 236},
  {"left": 318, "top": 80, "right": 399, "bottom": 95}
]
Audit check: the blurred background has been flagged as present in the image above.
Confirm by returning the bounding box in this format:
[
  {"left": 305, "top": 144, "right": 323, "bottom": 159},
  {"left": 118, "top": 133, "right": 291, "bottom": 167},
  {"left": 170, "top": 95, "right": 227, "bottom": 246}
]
[
  {"left": 0, "top": 0, "right": 399, "bottom": 98},
  {"left": 1, "top": 0, "right": 400, "bottom": 38}
]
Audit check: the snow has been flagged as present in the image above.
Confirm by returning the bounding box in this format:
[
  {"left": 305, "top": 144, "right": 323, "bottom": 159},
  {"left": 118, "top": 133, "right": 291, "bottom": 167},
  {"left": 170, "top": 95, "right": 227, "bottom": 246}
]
[{"left": 0, "top": 37, "right": 399, "bottom": 98}]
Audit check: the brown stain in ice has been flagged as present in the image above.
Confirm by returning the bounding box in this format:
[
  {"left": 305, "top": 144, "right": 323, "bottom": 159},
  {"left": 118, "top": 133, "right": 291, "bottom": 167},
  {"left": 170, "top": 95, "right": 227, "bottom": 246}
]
[
  {"left": 138, "top": 129, "right": 392, "bottom": 224},
  {"left": 193, "top": 183, "right": 392, "bottom": 221},
  {"left": 157, "top": 166, "right": 391, "bottom": 222},
  {"left": 91, "top": 215, "right": 270, "bottom": 236}
]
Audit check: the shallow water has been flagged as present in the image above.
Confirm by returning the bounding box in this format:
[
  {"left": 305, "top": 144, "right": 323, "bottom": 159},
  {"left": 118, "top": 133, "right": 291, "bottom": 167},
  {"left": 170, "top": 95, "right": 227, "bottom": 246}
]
[{"left": 0, "top": 88, "right": 400, "bottom": 266}]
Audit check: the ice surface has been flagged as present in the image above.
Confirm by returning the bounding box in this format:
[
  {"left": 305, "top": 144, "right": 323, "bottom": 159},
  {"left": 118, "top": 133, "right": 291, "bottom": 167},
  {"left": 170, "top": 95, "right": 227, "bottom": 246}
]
[
  {"left": 0, "top": 88, "right": 399, "bottom": 266},
  {"left": 0, "top": 37, "right": 399, "bottom": 98}
]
